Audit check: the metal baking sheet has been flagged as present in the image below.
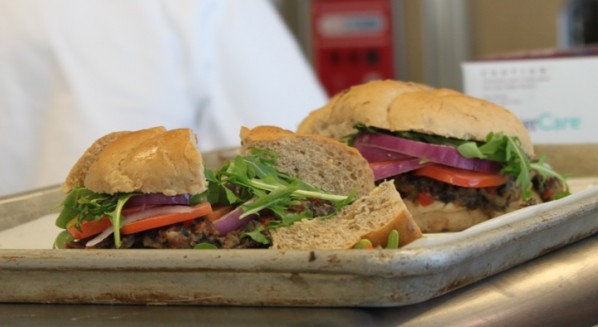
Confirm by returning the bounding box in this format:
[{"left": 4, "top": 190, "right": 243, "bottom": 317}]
[{"left": 0, "top": 149, "right": 597, "bottom": 307}]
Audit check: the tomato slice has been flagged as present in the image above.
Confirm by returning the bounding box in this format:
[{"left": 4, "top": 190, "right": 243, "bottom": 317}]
[
  {"left": 67, "top": 202, "right": 212, "bottom": 239},
  {"left": 120, "top": 202, "right": 212, "bottom": 235},
  {"left": 417, "top": 192, "right": 435, "bottom": 206},
  {"left": 67, "top": 216, "right": 112, "bottom": 240},
  {"left": 66, "top": 205, "right": 159, "bottom": 240},
  {"left": 412, "top": 164, "right": 508, "bottom": 188}
]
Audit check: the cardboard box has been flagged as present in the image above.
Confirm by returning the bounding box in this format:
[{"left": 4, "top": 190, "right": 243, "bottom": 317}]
[{"left": 462, "top": 52, "right": 598, "bottom": 145}]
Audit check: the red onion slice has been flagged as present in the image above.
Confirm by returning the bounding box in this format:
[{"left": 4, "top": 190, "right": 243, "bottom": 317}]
[
  {"left": 354, "top": 143, "right": 410, "bottom": 162},
  {"left": 212, "top": 207, "right": 256, "bottom": 235},
  {"left": 85, "top": 205, "right": 194, "bottom": 247},
  {"left": 369, "top": 159, "right": 429, "bottom": 181},
  {"left": 355, "top": 132, "right": 501, "bottom": 173},
  {"left": 125, "top": 193, "right": 190, "bottom": 208}
]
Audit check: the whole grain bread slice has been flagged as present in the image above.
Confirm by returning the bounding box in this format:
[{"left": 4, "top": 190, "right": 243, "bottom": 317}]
[
  {"left": 270, "top": 181, "right": 423, "bottom": 249},
  {"left": 240, "top": 125, "right": 375, "bottom": 198}
]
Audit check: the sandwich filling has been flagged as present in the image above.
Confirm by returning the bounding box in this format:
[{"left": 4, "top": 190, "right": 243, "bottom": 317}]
[
  {"left": 347, "top": 126, "right": 569, "bottom": 214},
  {"left": 55, "top": 148, "right": 352, "bottom": 249}
]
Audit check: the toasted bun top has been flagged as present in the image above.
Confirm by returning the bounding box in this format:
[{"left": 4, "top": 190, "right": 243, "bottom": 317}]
[
  {"left": 240, "top": 125, "right": 375, "bottom": 198},
  {"left": 298, "top": 80, "right": 431, "bottom": 141},
  {"left": 62, "top": 126, "right": 207, "bottom": 196},
  {"left": 297, "top": 80, "right": 534, "bottom": 157}
]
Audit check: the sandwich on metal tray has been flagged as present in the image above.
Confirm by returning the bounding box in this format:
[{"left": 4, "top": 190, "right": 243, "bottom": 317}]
[
  {"left": 297, "top": 80, "right": 570, "bottom": 233},
  {"left": 238, "top": 125, "right": 422, "bottom": 250},
  {"left": 54, "top": 127, "right": 211, "bottom": 249},
  {"left": 54, "top": 125, "right": 422, "bottom": 249}
]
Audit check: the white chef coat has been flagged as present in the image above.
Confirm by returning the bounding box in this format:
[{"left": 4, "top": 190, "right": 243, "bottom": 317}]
[{"left": 0, "top": 0, "right": 328, "bottom": 197}]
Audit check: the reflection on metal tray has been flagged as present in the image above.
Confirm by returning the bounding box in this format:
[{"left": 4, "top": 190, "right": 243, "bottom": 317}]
[{"left": 0, "top": 149, "right": 596, "bottom": 307}]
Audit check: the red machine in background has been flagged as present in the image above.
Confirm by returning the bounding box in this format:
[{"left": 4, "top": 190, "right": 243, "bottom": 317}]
[{"left": 310, "top": 0, "right": 396, "bottom": 96}]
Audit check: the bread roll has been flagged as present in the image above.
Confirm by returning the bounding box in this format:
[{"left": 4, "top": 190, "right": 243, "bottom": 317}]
[
  {"left": 239, "top": 125, "right": 422, "bottom": 248},
  {"left": 298, "top": 80, "right": 432, "bottom": 140},
  {"left": 402, "top": 191, "right": 542, "bottom": 233},
  {"left": 295, "top": 79, "right": 553, "bottom": 233},
  {"left": 298, "top": 80, "right": 533, "bottom": 157},
  {"left": 62, "top": 126, "right": 206, "bottom": 196}
]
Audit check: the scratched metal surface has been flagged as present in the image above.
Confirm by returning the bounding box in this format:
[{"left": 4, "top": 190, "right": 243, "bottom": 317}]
[
  {"left": 1, "top": 236, "right": 597, "bottom": 326},
  {"left": 0, "top": 149, "right": 596, "bottom": 307}
]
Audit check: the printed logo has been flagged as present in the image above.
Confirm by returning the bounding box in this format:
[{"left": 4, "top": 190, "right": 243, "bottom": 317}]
[{"left": 523, "top": 113, "right": 581, "bottom": 132}]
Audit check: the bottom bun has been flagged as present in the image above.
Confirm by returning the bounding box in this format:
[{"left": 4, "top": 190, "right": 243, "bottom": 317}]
[
  {"left": 404, "top": 196, "right": 540, "bottom": 233},
  {"left": 404, "top": 200, "right": 489, "bottom": 233}
]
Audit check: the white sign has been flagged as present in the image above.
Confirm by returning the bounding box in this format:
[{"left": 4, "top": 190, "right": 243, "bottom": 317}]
[{"left": 462, "top": 56, "right": 598, "bottom": 144}]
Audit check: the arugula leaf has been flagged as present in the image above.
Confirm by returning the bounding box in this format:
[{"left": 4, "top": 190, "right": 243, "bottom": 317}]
[
  {"left": 242, "top": 225, "right": 271, "bottom": 245},
  {"left": 194, "top": 242, "right": 218, "bottom": 249},
  {"left": 240, "top": 184, "right": 298, "bottom": 217},
  {"left": 530, "top": 157, "right": 571, "bottom": 200},
  {"left": 55, "top": 188, "right": 136, "bottom": 248},
  {"left": 248, "top": 178, "right": 348, "bottom": 202},
  {"left": 204, "top": 168, "right": 244, "bottom": 204},
  {"left": 53, "top": 230, "right": 74, "bottom": 249},
  {"left": 106, "top": 193, "right": 135, "bottom": 248},
  {"left": 458, "top": 133, "right": 569, "bottom": 200},
  {"left": 333, "top": 189, "right": 357, "bottom": 211},
  {"left": 56, "top": 188, "right": 121, "bottom": 228},
  {"left": 458, "top": 133, "right": 509, "bottom": 162},
  {"left": 348, "top": 125, "right": 569, "bottom": 201},
  {"left": 268, "top": 210, "right": 313, "bottom": 229},
  {"left": 202, "top": 148, "right": 355, "bottom": 243},
  {"left": 55, "top": 189, "right": 85, "bottom": 228},
  {"left": 189, "top": 193, "right": 208, "bottom": 206}
]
